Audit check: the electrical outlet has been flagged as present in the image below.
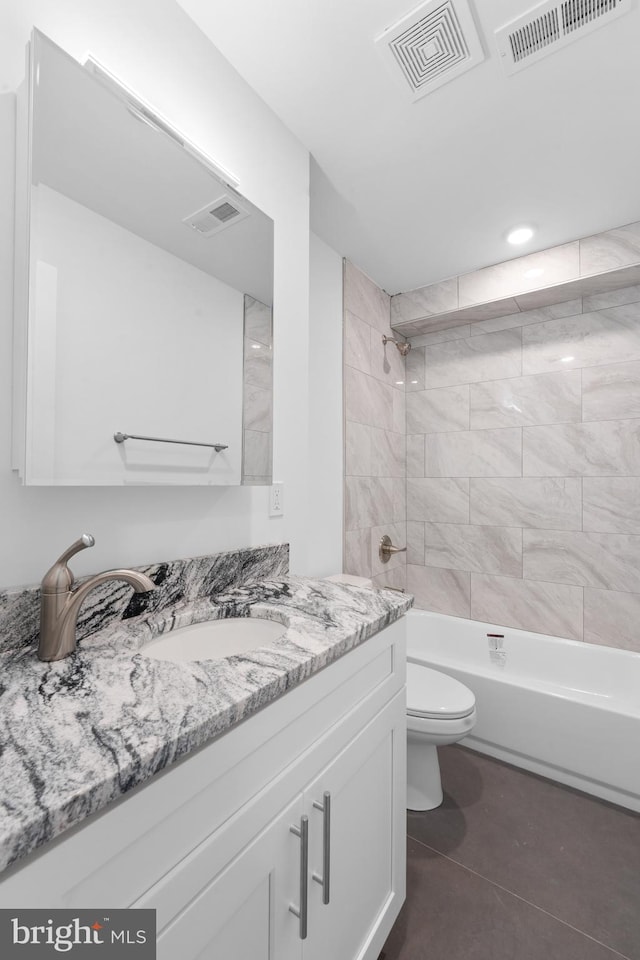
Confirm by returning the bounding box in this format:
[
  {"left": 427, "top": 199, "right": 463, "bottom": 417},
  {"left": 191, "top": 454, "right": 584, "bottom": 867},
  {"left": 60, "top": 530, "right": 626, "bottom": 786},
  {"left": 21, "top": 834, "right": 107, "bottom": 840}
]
[{"left": 269, "top": 482, "right": 284, "bottom": 517}]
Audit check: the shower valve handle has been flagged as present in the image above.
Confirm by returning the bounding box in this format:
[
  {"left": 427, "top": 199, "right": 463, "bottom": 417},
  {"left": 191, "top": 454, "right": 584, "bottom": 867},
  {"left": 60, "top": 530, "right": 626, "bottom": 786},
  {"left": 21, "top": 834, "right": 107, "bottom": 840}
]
[{"left": 379, "top": 535, "right": 407, "bottom": 563}]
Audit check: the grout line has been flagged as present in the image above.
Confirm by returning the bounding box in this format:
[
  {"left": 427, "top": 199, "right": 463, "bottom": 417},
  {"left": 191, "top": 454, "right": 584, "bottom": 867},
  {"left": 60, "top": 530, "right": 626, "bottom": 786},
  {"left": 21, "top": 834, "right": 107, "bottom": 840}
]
[{"left": 407, "top": 835, "right": 634, "bottom": 960}]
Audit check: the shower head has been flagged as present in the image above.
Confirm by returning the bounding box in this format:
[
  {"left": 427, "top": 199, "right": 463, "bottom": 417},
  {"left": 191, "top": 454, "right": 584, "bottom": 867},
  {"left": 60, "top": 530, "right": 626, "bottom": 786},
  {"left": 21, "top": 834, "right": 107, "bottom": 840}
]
[{"left": 382, "top": 335, "right": 411, "bottom": 356}]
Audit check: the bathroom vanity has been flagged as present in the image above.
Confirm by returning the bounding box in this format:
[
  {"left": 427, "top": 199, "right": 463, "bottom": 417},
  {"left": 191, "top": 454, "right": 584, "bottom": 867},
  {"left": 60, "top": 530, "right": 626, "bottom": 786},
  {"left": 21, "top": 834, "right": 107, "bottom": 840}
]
[{"left": 0, "top": 554, "right": 409, "bottom": 960}]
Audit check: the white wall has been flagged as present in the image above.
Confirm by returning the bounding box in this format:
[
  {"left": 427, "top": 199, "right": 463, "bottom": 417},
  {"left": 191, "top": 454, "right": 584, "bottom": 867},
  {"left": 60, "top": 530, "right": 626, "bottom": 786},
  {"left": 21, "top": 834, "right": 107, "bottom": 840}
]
[
  {"left": 308, "top": 233, "right": 344, "bottom": 577},
  {"left": 0, "top": 0, "right": 337, "bottom": 587}
]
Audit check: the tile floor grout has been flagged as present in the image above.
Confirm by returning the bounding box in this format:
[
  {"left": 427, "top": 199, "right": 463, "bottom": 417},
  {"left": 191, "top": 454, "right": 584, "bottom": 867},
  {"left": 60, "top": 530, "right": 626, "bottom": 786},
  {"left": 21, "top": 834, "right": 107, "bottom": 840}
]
[{"left": 406, "top": 832, "right": 634, "bottom": 960}]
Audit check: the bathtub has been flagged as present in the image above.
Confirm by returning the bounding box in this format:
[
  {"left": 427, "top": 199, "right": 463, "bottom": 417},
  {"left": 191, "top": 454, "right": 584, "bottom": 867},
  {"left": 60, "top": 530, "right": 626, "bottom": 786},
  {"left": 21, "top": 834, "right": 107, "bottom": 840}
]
[{"left": 406, "top": 609, "right": 640, "bottom": 813}]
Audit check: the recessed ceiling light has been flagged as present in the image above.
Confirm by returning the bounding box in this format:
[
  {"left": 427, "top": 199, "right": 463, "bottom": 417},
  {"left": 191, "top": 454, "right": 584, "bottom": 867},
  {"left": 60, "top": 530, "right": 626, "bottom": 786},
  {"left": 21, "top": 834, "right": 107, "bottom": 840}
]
[{"left": 506, "top": 225, "right": 534, "bottom": 245}]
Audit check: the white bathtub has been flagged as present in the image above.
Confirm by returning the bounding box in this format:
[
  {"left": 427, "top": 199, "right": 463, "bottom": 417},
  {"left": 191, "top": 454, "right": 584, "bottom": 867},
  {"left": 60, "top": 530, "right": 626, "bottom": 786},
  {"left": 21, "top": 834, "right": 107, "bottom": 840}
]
[{"left": 406, "top": 609, "right": 640, "bottom": 812}]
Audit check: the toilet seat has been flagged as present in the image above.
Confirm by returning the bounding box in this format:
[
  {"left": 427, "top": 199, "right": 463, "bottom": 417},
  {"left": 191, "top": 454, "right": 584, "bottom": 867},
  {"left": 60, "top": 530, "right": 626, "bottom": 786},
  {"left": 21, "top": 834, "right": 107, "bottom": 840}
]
[{"left": 407, "top": 662, "right": 476, "bottom": 720}]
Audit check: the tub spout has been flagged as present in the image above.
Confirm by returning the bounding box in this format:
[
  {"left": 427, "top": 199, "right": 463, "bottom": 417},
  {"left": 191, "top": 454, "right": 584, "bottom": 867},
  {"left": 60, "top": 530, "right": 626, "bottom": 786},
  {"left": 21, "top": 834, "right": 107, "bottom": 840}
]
[{"left": 38, "top": 535, "right": 156, "bottom": 662}]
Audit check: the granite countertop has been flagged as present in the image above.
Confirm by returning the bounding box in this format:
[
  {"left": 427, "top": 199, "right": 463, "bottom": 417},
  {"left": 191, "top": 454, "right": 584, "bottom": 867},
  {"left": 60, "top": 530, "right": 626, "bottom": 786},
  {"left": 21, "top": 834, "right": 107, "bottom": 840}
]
[{"left": 0, "top": 576, "right": 411, "bottom": 875}]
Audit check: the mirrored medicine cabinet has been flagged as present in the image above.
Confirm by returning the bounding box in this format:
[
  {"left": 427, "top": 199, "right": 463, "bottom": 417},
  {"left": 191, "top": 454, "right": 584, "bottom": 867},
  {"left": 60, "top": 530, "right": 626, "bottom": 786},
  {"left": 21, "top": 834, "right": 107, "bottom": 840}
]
[{"left": 12, "top": 29, "right": 274, "bottom": 486}]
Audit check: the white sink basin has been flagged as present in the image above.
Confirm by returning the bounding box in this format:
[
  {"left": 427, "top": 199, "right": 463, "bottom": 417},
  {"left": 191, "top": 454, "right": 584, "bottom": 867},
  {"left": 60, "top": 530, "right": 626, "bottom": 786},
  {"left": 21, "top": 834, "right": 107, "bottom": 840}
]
[{"left": 141, "top": 617, "right": 285, "bottom": 662}]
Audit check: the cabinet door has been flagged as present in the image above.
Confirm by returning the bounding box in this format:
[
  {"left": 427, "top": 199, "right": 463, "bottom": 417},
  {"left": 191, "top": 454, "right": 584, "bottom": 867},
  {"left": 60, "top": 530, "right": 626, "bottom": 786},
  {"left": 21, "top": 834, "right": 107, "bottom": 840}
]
[
  {"left": 304, "top": 692, "right": 406, "bottom": 960},
  {"left": 155, "top": 797, "right": 305, "bottom": 960}
]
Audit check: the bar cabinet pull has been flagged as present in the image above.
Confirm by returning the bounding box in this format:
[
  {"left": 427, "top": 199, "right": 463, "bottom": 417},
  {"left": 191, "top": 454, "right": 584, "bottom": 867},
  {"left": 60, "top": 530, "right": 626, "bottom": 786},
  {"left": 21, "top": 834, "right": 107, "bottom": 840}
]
[
  {"left": 312, "top": 791, "right": 331, "bottom": 905},
  {"left": 289, "top": 815, "right": 309, "bottom": 939}
]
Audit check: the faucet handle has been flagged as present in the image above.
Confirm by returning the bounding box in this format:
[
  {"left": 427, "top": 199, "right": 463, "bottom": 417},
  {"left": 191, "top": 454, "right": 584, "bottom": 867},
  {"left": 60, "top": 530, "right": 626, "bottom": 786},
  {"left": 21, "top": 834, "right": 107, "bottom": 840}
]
[
  {"left": 379, "top": 534, "right": 407, "bottom": 563},
  {"left": 41, "top": 534, "right": 95, "bottom": 595}
]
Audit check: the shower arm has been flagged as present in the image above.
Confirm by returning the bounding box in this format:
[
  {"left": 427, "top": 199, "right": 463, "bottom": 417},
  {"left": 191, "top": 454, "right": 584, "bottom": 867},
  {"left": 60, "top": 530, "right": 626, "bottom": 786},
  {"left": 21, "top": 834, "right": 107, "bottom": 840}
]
[{"left": 381, "top": 335, "right": 411, "bottom": 356}]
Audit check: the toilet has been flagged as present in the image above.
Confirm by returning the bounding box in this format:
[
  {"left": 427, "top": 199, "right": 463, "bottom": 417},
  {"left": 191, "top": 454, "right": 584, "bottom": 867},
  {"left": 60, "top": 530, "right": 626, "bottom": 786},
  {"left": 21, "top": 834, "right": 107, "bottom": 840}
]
[
  {"left": 407, "top": 661, "right": 476, "bottom": 810},
  {"left": 324, "top": 575, "right": 476, "bottom": 811}
]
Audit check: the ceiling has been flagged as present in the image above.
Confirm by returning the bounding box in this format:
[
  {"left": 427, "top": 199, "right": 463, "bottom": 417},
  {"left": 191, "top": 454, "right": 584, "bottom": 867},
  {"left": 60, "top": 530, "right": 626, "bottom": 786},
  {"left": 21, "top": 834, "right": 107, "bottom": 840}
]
[{"left": 176, "top": 0, "right": 640, "bottom": 295}]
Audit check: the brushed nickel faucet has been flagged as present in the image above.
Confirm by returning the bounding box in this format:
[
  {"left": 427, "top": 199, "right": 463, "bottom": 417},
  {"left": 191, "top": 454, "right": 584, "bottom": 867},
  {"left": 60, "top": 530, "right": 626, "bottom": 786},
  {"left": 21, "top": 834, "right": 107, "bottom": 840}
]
[
  {"left": 379, "top": 535, "right": 407, "bottom": 564},
  {"left": 38, "top": 534, "right": 156, "bottom": 662}
]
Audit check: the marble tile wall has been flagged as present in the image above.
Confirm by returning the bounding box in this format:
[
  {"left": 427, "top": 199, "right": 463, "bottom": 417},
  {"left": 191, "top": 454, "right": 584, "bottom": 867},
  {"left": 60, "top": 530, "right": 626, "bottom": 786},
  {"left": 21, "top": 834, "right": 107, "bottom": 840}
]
[
  {"left": 343, "top": 261, "right": 407, "bottom": 590},
  {"left": 405, "top": 282, "right": 640, "bottom": 651},
  {"left": 242, "top": 296, "right": 273, "bottom": 484}
]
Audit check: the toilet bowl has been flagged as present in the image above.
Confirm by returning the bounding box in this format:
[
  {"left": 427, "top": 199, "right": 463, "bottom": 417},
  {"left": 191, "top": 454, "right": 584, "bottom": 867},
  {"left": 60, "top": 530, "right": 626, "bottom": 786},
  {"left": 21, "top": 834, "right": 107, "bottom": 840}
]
[
  {"left": 406, "top": 661, "right": 476, "bottom": 811},
  {"left": 323, "top": 577, "right": 476, "bottom": 811}
]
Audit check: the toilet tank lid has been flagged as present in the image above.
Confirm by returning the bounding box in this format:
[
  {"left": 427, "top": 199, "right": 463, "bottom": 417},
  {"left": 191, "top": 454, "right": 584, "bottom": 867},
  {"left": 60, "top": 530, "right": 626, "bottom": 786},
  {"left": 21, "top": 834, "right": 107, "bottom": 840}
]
[
  {"left": 325, "top": 574, "right": 374, "bottom": 589},
  {"left": 406, "top": 662, "right": 476, "bottom": 719}
]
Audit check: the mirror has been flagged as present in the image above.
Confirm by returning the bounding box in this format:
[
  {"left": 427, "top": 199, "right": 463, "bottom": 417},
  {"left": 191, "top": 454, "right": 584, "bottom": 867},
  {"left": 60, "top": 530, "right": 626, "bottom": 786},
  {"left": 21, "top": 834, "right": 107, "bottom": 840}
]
[{"left": 13, "top": 30, "right": 273, "bottom": 485}]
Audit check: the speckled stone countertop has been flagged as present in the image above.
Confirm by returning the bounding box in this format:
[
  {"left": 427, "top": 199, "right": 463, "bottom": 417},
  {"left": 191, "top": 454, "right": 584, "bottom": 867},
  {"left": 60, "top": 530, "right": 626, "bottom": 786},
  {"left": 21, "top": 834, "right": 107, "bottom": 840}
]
[{"left": 0, "top": 569, "right": 411, "bottom": 875}]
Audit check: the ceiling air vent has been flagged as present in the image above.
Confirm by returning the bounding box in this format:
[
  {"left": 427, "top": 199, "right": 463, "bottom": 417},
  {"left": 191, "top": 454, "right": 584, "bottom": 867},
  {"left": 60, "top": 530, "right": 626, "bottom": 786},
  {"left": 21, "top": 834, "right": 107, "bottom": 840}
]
[
  {"left": 496, "top": 0, "right": 630, "bottom": 75},
  {"left": 375, "top": 0, "right": 485, "bottom": 101},
  {"left": 183, "top": 193, "right": 250, "bottom": 237}
]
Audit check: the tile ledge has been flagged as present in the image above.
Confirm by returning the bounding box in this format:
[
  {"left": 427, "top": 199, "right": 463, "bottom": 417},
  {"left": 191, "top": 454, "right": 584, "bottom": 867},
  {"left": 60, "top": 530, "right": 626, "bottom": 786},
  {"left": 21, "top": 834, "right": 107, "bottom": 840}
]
[{"left": 392, "top": 264, "right": 640, "bottom": 339}]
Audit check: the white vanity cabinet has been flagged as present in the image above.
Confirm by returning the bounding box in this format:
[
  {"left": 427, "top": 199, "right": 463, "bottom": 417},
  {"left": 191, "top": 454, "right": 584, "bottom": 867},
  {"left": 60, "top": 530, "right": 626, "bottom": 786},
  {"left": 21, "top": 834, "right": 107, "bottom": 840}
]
[
  {"left": 146, "top": 692, "right": 404, "bottom": 960},
  {"left": 0, "top": 619, "right": 407, "bottom": 960},
  {"left": 303, "top": 698, "right": 401, "bottom": 960},
  {"left": 149, "top": 796, "right": 304, "bottom": 960}
]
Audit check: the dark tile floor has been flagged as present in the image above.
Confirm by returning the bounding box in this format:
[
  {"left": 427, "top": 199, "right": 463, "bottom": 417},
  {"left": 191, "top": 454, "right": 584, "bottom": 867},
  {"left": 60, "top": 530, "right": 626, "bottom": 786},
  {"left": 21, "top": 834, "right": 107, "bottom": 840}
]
[{"left": 382, "top": 745, "right": 640, "bottom": 960}]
